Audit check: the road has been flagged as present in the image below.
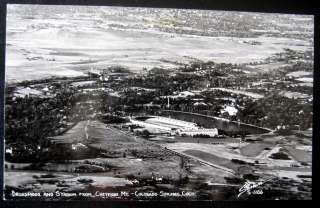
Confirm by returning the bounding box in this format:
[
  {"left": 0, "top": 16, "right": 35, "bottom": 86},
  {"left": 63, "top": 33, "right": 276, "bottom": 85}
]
[{"left": 162, "top": 146, "right": 236, "bottom": 175}]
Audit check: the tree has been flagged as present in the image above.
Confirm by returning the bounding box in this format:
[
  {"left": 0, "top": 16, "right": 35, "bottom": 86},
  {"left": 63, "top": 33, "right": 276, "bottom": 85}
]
[{"left": 141, "top": 129, "right": 151, "bottom": 139}]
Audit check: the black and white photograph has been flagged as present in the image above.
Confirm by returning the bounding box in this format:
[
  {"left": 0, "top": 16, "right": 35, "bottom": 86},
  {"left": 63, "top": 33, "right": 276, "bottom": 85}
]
[{"left": 3, "top": 4, "right": 313, "bottom": 200}]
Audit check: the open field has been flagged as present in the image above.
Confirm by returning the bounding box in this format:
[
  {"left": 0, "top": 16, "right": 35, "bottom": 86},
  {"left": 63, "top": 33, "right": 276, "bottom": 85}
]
[{"left": 6, "top": 5, "right": 313, "bottom": 83}]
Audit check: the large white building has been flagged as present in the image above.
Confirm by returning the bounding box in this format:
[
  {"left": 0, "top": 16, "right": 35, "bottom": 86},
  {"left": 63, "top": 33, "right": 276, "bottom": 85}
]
[
  {"left": 129, "top": 116, "right": 218, "bottom": 137},
  {"left": 177, "top": 128, "right": 219, "bottom": 137}
]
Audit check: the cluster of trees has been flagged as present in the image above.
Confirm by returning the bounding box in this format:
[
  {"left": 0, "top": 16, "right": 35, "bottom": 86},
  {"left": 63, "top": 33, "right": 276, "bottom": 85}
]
[
  {"left": 5, "top": 81, "right": 107, "bottom": 162},
  {"left": 235, "top": 93, "right": 312, "bottom": 130},
  {"left": 266, "top": 48, "right": 313, "bottom": 64}
]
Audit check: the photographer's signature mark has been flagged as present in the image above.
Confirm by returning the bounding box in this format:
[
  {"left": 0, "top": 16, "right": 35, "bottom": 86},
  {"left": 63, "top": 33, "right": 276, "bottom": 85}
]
[{"left": 238, "top": 178, "right": 274, "bottom": 198}]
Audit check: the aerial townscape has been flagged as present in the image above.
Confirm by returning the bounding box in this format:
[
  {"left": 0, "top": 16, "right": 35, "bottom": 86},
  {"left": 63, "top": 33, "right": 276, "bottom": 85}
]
[{"left": 4, "top": 5, "right": 313, "bottom": 200}]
